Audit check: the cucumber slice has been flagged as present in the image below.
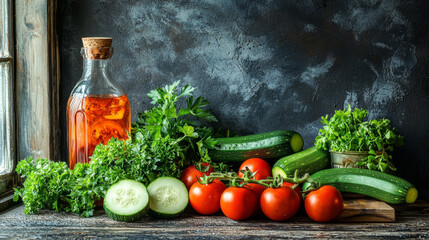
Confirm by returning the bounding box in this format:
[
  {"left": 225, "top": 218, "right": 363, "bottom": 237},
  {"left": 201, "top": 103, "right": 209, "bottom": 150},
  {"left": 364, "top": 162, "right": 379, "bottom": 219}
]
[
  {"left": 103, "top": 179, "right": 149, "bottom": 222},
  {"left": 147, "top": 177, "right": 188, "bottom": 219}
]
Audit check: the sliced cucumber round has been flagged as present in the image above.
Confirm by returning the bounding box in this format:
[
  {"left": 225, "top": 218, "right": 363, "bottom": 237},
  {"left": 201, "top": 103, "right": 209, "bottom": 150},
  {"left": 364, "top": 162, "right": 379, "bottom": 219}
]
[
  {"left": 103, "top": 179, "right": 149, "bottom": 222},
  {"left": 147, "top": 177, "right": 188, "bottom": 219}
]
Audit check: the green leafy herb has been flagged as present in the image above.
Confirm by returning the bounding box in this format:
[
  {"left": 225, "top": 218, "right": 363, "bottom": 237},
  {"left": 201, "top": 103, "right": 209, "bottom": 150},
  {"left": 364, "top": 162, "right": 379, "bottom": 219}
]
[
  {"left": 14, "top": 157, "right": 73, "bottom": 215},
  {"left": 315, "top": 105, "right": 404, "bottom": 172},
  {"left": 132, "top": 80, "right": 229, "bottom": 171}
]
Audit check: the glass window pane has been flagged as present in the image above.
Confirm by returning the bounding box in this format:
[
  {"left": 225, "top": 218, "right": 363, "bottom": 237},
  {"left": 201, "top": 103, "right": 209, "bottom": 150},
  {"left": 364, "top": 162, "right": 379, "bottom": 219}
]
[
  {"left": 0, "top": 0, "right": 12, "bottom": 57},
  {"left": 0, "top": 62, "right": 14, "bottom": 175},
  {"left": 0, "top": 0, "right": 13, "bottom": 178}
]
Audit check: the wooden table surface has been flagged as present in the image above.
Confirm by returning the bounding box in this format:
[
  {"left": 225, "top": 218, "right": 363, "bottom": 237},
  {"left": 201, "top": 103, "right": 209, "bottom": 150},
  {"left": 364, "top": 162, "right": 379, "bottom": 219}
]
[{"left": 1, "top": 201, "right": 428, "bottom": 239}]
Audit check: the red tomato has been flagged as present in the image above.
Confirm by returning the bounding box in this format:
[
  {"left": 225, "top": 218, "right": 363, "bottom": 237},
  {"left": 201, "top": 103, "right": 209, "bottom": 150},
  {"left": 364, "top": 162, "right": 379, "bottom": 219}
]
[
  {"left": 246, "top": 183, "right": 267, "bottom": 215},
  {"left": 305, "top": 185, "right": 344, "bottom": 222},
  {"left": 220, "top": 187, "right": 258, "bottom": 220},
  {"left": 282, "top": 182, "right": 302, "bottom": 205},
  {"left": 260, "top": 187, "right": 301, "bottom": 221},
  {"left": 189, "top": 179, "right": 227, "bottom": 215},
  {"left": 180, "top": 163, "right": 214, "bottom": 190},
  {"left": 238, "top": 158, "right": 272, "bottom": 180}
]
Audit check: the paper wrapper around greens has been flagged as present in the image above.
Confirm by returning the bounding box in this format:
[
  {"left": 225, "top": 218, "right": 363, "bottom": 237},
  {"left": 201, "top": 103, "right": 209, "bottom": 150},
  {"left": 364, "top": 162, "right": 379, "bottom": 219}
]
[{"left": 82, "top": 37, "right": 113, "bottom": 59}]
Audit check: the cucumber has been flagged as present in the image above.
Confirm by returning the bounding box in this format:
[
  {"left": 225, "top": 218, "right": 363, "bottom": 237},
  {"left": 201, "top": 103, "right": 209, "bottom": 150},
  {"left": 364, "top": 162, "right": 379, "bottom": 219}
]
[
  {"left": 302, "top": 168, "right": 418, "bottom": 204},
  {"left": 209, "top": 130, "right": 303, "bottom": 164},
  {"left": 103, "top": 179, "right": 149, "bottom": 222},
  {"left": 272, "top": 146, "right": 329, "bottom": 178},
  {"left": 147, "top": 177, "right": 188, "bottom": 219}
]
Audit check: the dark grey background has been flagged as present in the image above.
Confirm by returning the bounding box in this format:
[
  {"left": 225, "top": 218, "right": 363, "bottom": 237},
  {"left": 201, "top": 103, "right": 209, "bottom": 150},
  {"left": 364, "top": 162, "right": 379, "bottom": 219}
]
[{"left": 59, "top": 0, "right": 429, "bottom": 198}]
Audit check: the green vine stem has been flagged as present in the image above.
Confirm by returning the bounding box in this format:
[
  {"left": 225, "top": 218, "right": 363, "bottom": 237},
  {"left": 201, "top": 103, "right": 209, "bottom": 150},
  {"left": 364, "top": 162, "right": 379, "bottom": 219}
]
[{"left": 198, "top": 168, "right": 310, "bottom": 189}]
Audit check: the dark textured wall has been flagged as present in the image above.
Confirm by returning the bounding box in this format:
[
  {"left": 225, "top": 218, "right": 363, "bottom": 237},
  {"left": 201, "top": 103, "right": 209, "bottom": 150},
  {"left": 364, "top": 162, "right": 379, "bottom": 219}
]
[{"left": 59, "top": 0, "right": 429, "bottom": 198}]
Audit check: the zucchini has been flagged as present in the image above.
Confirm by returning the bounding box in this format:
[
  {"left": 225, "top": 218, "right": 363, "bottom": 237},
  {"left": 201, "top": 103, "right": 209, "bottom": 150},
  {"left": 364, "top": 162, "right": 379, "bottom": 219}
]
[
  {"left": 103, "top": 179, "right": 149, "bottom": 222},
  {"left": 209, "top": 130, "right": 303, "bottom": 164},
  {"left": 272, "top": 146, "right": 329, "bottom": 178},
  {"left": 302, "top": 168, "right": 418, "bottom": 204},
  {"left": 147, "top": 177, "right": 188, "bottom": 219}
]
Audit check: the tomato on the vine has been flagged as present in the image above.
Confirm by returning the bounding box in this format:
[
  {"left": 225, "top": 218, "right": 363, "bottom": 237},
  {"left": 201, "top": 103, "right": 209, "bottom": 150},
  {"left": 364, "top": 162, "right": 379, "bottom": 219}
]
[
  {"left": 305, "top": 185, "right": 344, "bottom": 222},
  {"left": 180, "top": 163, "right": 214, "bottom": 190},
  {"left": 260, "top": 186, "right": 301, "bottom": 221},
  {"left": 238, "top": 158, "right": 272, "bottom": 180},
  {"left": 282, "top": 182, "right": 302, "bottom": 205},
  {"left": 189, "top": 179, "right": 226, "bottom": 215},
  {"left": 220, "top": 187, "right": 257, "bottom": 220}
]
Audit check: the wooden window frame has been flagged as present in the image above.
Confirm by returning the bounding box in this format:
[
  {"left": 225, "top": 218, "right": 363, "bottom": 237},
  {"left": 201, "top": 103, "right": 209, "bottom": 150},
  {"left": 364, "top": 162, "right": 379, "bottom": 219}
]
[
  {"left": 0, "top": 0, "right": 59, "bottom": 212},
  {"left": 0, "top": 0, "right": 16, "bottom": 210}
]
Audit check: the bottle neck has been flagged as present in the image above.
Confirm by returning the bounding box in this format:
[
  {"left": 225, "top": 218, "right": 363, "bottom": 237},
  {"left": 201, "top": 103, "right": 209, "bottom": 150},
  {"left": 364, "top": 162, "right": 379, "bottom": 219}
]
[
  {"left": 81, "top": 58, "right": 113, "bottom": 80},
  {"left": 71, "top": 53, "right": 125, "bottom": 97}
]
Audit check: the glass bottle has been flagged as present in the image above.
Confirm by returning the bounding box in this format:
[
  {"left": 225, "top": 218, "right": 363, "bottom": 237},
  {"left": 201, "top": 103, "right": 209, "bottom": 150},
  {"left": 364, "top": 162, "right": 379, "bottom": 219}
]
[{"left": 67, "top": 37, "right": 131, "bottom": 169}]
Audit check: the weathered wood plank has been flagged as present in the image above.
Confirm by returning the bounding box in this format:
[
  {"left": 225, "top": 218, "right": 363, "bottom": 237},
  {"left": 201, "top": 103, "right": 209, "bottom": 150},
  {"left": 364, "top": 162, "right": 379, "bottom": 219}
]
[
  {"left": 0, "top": 203, "right": 428, "bottom": 239},
  {"left": 0, "top": 190, "right": 16, "bottom": 213},
  {"left": 337, "top": 199, "right": 395, "bottom": 222},
  {"left": 15, "top": 0, "right": 60, "bottom": 161}
]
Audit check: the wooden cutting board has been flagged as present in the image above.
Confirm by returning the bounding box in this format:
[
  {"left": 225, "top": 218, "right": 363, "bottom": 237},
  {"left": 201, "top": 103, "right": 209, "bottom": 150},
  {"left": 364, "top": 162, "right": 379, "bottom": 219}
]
[{"left": 336, "top": 199, "right": 395, "bottom": 222}]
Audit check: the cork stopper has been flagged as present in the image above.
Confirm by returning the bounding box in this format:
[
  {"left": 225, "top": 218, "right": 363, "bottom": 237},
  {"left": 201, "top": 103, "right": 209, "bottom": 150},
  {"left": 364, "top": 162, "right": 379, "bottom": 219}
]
[{"left": 81, "top": 37, "right": 113, "bottom": 59}]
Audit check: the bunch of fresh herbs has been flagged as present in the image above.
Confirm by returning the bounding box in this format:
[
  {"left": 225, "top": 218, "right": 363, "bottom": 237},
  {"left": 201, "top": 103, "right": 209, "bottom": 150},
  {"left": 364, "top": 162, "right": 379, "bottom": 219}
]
[
  {"left": 14, "top": 81, "right": 229, "bottom": 217},
  {"left": 14, "top": 157, "right": 73, "bottom": 215},
  {"left": 132, "top": 81, "right": 219, "bottom": 168},
  {"left": 315, "top": 105, "right": 404, "bottom": 172}
]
